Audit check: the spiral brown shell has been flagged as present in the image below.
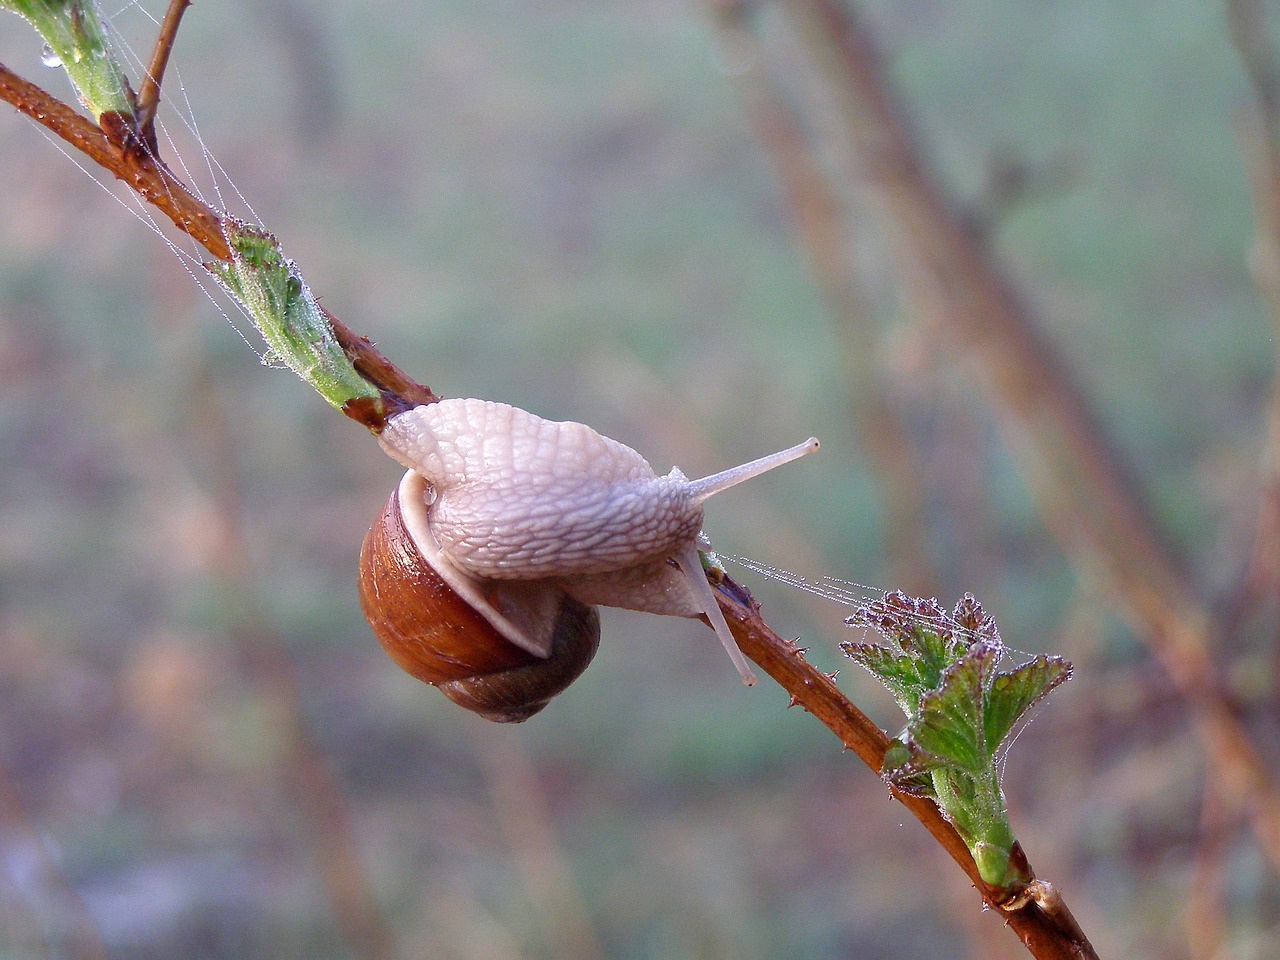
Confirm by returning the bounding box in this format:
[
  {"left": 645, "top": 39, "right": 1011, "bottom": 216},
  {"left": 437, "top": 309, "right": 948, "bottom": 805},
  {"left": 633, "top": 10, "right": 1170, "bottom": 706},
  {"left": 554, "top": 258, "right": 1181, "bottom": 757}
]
[{"left": 359, "top": 478, "right": 600, "bottom": 722}]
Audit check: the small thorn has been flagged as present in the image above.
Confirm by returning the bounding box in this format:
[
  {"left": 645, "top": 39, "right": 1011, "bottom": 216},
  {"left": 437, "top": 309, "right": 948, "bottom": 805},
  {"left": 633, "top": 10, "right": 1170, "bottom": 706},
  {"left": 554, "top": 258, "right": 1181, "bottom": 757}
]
[
  {"left": 787, "top": 695, "right": 801, "bottom": 709},
  {"left": 825, "top": 670, "right": 840, "bottom": 681}
]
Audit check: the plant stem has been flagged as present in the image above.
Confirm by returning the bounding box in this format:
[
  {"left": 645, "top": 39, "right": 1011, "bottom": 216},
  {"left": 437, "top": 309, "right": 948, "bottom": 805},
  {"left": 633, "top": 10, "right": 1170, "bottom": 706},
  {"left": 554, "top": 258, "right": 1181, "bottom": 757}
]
[
  {"left": 134, "top": 0, "right": 191, "bottom": 144},
  {"left": 209, "top": 220, "right": 381, "bottom": 412}
]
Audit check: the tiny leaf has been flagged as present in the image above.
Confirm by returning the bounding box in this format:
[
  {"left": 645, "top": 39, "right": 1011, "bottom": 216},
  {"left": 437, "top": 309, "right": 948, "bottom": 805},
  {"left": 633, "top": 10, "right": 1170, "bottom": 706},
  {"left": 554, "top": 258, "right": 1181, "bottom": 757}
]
[
  {"left": 908, "top": 641, "right": 1000, "bottom": 773},
  {"left": 841, "top": 642, "right": 923, "bottom": 712},
  {"left": 983, "top": 655, "right": 1073, "bottom": 753},
  {"left": 881, "top": 739, "right": 941, "bottom": 796}
]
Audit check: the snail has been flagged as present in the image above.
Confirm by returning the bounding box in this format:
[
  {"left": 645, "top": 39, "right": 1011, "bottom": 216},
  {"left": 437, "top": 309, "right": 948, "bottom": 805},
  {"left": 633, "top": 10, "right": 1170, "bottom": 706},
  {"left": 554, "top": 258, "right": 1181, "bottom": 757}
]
[{"left": 358, "top": 397, "right": 818, "bottom": 721}]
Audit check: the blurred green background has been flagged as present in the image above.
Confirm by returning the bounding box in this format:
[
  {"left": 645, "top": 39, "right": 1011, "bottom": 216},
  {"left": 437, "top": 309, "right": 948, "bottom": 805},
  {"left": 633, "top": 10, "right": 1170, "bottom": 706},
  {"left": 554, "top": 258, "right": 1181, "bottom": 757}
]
[{"left": 0, "top": 1, "right": 1277, "bottom": 958}]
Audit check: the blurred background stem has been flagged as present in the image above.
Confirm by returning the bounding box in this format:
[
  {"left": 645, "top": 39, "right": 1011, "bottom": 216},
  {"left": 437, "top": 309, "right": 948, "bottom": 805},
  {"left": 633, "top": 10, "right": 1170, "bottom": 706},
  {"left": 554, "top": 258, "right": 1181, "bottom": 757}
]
[
  {"left": 708, "top": 0, "right": 938, "bottom": 595},
  {"left": 0, "top": 760, "right": 108, "bottom": 960},
  {"left": 164, "top": 326, "right": 400, "bottom": 960}
]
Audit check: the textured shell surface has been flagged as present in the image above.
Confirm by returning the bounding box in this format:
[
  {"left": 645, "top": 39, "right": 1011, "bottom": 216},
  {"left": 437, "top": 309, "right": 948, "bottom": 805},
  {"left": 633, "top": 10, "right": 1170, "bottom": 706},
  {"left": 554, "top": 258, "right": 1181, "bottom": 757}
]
[{"left": 379, "top": 399, "right": 705, "bottom": 579}]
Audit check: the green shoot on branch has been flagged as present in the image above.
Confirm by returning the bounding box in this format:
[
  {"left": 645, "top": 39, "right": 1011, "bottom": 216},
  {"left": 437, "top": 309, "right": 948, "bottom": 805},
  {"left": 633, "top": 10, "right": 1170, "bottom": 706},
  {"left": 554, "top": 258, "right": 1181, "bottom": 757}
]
[
  {"left": 208, "top": 220, "right": 382, "bottom": 412},
  {"left": 843, "top": 592, "right": 1072, "bottom": 890},
  {"left": 1, "top": 0, "right": 133, "bottom": 119}
]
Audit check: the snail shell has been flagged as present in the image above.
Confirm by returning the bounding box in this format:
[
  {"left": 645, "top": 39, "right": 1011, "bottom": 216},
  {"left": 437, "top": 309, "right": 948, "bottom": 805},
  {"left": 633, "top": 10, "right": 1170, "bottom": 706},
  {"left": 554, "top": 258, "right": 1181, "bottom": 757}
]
[{"left": 359, "top": 470, "right": 600, "bottom": 722}]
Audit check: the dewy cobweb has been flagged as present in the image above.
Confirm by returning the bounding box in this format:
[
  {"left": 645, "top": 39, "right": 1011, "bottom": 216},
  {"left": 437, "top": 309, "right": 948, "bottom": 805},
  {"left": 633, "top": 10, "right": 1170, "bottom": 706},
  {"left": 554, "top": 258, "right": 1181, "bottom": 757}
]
[
  {"left": 31, "top": 0, "right": 281, "bottom": 366},
  {"left": 719, "top": 553, "right": 1041, "bottom": 660},
  {"left": 719, "top": 553, "right": 962, "bottom": 637}
]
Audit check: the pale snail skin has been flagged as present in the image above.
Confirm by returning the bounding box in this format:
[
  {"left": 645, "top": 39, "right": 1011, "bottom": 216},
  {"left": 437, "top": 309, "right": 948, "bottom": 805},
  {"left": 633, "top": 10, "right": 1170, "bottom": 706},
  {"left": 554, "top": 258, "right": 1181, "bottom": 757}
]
[{"left": 377, "top": 397, "right": 819, "bottom": 686}]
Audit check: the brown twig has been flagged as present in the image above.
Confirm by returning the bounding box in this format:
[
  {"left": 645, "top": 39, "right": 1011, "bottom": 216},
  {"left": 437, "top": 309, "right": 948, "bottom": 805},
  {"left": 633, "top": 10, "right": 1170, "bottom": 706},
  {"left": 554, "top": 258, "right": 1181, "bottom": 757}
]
[
  {"left": 709, "top": 0, "right": 937, "bottom": 593},
  {"left": 0, "top": 60, "right": 224, "bottom": 256},
  {"left": 133, "top": 0, "right": 192, "bottom": 147},
  {"left": 175, "top": 357, "right": 401, "bottom": 960},
  {"left": 1224, "top": 0, "right": 1280, "bottom": 675},
  {"left": 1186, "top": 780, "right": 1235, "bottom": 960},
  {"left": 778, "top": 0, "right": 1280, "bottom": 877}
]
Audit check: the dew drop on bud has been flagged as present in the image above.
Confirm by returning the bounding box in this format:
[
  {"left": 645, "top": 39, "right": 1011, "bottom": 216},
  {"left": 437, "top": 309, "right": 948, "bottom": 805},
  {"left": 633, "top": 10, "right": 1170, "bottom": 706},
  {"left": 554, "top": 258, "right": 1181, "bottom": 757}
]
[{"left": 40, "top": 43, "right": 62, "bottom": 68}]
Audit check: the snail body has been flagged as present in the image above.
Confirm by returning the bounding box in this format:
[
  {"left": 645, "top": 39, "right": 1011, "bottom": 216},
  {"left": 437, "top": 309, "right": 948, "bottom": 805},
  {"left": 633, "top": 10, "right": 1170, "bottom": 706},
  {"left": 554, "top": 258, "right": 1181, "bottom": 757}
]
[{"left": 360, "top": 397, "right": 818, "bottom": 720}]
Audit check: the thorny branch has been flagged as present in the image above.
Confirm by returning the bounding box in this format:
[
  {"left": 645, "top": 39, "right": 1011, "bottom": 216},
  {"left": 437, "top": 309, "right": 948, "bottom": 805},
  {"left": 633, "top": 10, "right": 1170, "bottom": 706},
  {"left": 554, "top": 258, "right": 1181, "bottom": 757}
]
[{"left": 0, "top": 10, "right": 1095, "bottom": 960}]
